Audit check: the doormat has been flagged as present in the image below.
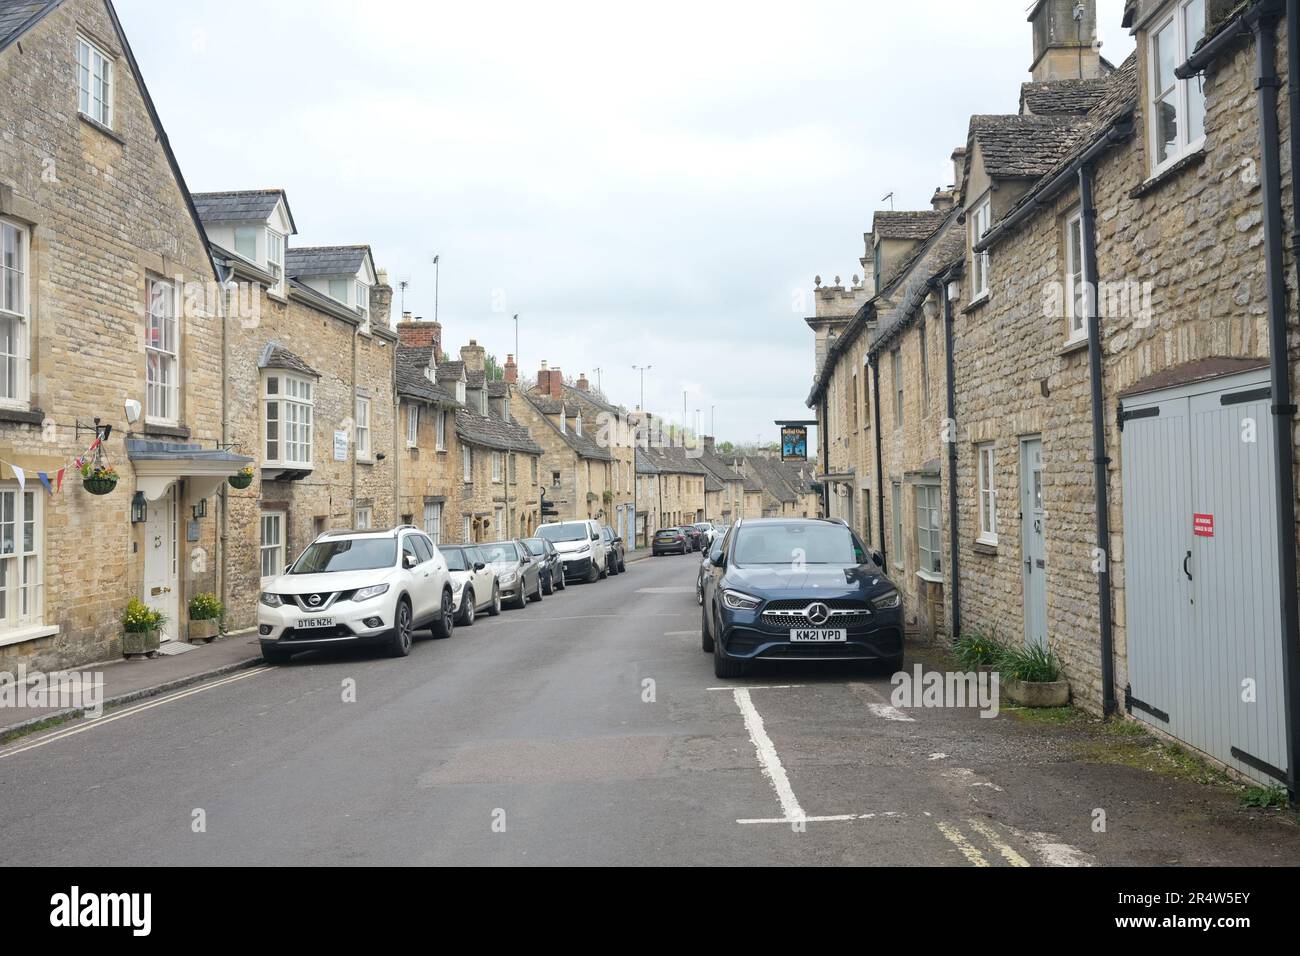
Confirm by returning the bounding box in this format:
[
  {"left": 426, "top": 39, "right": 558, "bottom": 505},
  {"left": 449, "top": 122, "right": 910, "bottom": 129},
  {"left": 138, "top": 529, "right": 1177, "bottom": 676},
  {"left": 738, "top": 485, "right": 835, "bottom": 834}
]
[{"left": 156, "top": 642, "right": 195, "bottom": 656}]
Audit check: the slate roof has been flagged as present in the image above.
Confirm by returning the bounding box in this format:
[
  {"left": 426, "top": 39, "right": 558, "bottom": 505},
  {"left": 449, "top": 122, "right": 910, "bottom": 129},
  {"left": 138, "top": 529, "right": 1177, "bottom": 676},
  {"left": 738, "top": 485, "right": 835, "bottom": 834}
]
[
  {"left": 464, "top": 368, "right": 486, "bottom": 389},
  {"left": 192, "top": 189, "right": 293, "bottom": 230},
  {"left": 0, "top": 0, "right": 57, "bottom": 50},
  {"left": 486, "top": 380, "right": 510, "bottom": 398},
  {"left": 397, "top": 346, "right": 459, "bottom": 405},
  {"left": 435, "top": 360, "right": 466, "bottom": 384},
  {"left": 454, "top": 407, "right": 542, "bottom": 455},
  {"left": 638, "top": 444, "right": 707, "bottom": 476},
  {"left": 872, "top": 210, "right": 948, "bottom": 241},
  {"left": 286, "top": 245, "right": 369, "bottom": 279},
  {"left": 743, "top": 456, "right": 797, "bottom": 503},
  {"left": 1019, "top": 77, "right": 1112, "bottom": 116},
  {"left": 869, "top": 213, "right": 967, "bottom": 355},
  {"left": 528, "top": 394, "right": 567, "bottom": 415},
  {"left": 967, "top": 113, "right": 1088, "bottom": 179},
  {"left": 257, "top": 342, "right": 319, "bottom": 378},
  {"left": 698, "top": 448, "right": 744, "bottom": 485},
  {"left": 519, "top": 392, "right": 612, "bottom": 461},
  {"left": 635, "top": 448, "right": 660, "bottom": 475}
]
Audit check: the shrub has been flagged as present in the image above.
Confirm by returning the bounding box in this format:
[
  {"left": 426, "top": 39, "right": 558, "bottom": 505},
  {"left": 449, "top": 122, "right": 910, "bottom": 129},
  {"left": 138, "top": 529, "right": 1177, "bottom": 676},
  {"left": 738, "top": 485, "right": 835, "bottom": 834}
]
[
  {"left": 123, "top": 598, "right": 164, "bottom": 633},
  {"left": 188, "top": 592, "right": 224, "bottom": 621},
  {"left": 998, "top": 641, "right": 1061, "bottom": 683},
  {"left": 953, "top": 631, "right": 1003, "bottom": 669}
]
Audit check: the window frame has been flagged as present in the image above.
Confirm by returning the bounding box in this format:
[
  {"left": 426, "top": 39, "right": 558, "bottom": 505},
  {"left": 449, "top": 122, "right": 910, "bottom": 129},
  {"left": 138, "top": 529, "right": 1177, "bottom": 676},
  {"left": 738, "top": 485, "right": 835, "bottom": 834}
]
[
  {"left": 891, "top": 347, "right": 904, "bottom": 429},
  {"left": 435, "top": 409, "right": 447, "bottom": 451},
  {"left": 1148, "top": 0, "right": 1207, "bottom": 177},
  {"left": 355, "top": 396, "right": 371, "bottom": 460},
  {"left": 491, "top": 451, "right": 503, "bottom": 483},
  {"left": 891, "top": 481, "right": 904, "bottom": 571},
  {"left": 145, "top": 277, "right": 179, "bottom": 426},
  {"left": 970, "top": 196, "right": 992, "bottom": 300},
  {"left": 266, "top": 230, "right": 285, "bottom": 296},
  {"left": 355, "top": 506, "right": 373, "bottom": 530},
  {"left": 915, "top": 482, "right": 942, "bottom": 576},
  {"left": 1065, "top": 209, "right": 1088, "bottom": 343},
  {"left": 423, "top": 501, "right": 443, "bottom": 544},
  {"left": 0, "top": 218, "right": 31, "bottom": 408},
  {"left": 406, "top": 404, "right": 419, "bottom": 448},
  {"left": 76, "top": 35, "right": 114, "bottom": 128},
  {"left": 260, "top": 510, "right": 285, "bottom": 582},
  {"left": 977, "top": 442, "right": 999, "bottom": 545},
  {"left": 263, "top": 372, "right": 315, "bottom": 469},
  {"left": 462, "top": 445, "right": 473, "bottom": 482},
  {"left": 0, "top": 484, "right": 44, "bottom": 633}
]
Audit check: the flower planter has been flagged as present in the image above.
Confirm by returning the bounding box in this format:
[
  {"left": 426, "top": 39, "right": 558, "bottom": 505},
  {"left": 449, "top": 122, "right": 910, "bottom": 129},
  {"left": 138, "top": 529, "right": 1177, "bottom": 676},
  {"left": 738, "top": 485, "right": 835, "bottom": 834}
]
[
  {"left": 228, "top": 472, "right": 253, "bottom": 490},
  {"left": 188, "top": 619, "right": 220, "bottom": 644},
  {"left": 122, "top": 628, "right": 161, "bottom": 659},
  {"left": 1004, "top": 677, "right": 1070, "bottom": 708},
  {"left": 83, "top": 475, "right": 118, "bottom": 496}
]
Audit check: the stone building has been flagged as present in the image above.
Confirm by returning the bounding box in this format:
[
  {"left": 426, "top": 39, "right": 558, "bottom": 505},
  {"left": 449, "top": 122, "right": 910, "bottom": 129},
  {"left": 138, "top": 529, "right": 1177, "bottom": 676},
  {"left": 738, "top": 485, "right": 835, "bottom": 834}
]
[
  {"left": 637, "top": 443, "right": 707, "bottom": 529},
  {"left": 0, "top": 0, "right": 250, "bottom": 670},
  {"left": 696, "top": 437, "right": 745, "bottom": 524},
  {"left": 552, "top": 371, "right": 638, "bottom": 541}
]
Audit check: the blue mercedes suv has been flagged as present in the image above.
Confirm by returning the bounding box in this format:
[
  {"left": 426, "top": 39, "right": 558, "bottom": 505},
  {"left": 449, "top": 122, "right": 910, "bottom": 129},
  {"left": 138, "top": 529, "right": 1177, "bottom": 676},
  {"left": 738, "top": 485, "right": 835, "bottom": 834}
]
[{"left": 700, "top": 518, "right": 904, "bottom": 678}]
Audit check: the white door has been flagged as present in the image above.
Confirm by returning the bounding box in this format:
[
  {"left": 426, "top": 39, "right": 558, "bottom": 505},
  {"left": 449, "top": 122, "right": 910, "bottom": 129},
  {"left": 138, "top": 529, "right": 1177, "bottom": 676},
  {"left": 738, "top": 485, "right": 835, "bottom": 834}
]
[
  {"left": 143, "top": 487, "right": 179, "bottom": 642},
  {"left": 1020, "top": 438, "right": 1047, "bottom": 646}
]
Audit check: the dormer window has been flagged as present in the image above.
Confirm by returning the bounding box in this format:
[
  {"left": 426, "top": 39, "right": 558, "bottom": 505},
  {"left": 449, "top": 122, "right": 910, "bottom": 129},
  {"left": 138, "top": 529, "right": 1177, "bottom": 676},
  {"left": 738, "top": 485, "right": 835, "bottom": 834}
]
[
  {"left": 970, "top": 196, "right": 992, "bottom": 300},
  {"left": 328, "top": 278, "right": 349, "bottom": 303},
  {"left": 234, "top": 226, "right": 258, "bottom": 262},
  {"left": 560, "top": 412, "right": 567, "bottom": 434},
  {"left": 266, "top": 230, "right": 284, "bottom": 295},
  {"left": 1149, "top": 0, "right": 1206, "bottom": 174},
  {"left": 480, "top": 390, "right": 488, "bottom": 415},
  {"left": 356, "top": 281, "right": 369, "bottom": 322},
  {"left": 576, "top": 415, "right": 583, "bottom": 437},
  {"left": 77, "top": 36, "right": 113, "bottom": 128},
  {"left": 455, "top": 381, "right": 466, "bottom": 404}
]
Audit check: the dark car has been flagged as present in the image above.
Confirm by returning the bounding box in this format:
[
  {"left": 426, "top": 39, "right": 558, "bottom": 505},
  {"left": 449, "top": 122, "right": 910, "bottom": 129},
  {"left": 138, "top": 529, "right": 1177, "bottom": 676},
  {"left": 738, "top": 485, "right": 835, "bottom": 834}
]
[
  {"left": 653, "top": 528, "right": 689, "bottom": 556},
  {"left": 700, "top": 518, "right": 903, "bottom": 679},
  {"left": 601, "top": 526, "right": 627, "bottom": 575},
  {"left": 697, "top": 532, "right": 727, "bottom": 605},
  {"left": 522, "top": 536, "right": 566, "bottom": 595},
  {"left": 681, "top": 525, "right": 705, "bottom": 552}
]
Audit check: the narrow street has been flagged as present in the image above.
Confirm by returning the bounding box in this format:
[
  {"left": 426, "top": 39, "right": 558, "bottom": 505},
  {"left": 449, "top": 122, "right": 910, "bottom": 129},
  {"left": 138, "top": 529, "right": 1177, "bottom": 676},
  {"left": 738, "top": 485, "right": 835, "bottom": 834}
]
[{"left": 1, "top": 556, "right": 1295, "bottom": 867}]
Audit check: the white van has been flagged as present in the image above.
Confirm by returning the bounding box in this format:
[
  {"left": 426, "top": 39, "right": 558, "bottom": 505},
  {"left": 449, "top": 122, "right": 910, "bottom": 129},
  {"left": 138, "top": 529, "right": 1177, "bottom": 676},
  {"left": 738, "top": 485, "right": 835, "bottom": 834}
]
[{"left": 537, "top": 519, "right": 610, "bottom": 584}]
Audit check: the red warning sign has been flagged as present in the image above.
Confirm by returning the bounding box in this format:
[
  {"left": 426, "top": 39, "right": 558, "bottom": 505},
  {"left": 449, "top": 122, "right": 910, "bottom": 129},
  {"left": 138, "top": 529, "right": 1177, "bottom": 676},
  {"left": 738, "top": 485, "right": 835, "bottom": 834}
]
[{"left": 1194, "top": 514, "right": 1215, "bottom": 538}]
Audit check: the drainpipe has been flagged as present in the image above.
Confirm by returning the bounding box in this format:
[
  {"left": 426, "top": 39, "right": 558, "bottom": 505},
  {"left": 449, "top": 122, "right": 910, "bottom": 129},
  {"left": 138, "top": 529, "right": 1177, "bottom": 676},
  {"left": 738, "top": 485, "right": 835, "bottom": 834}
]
[
  {"left": 216, "top": 260, "right": 231, "bottom": 623},
  {"left": 819, "top": 394, "right": 830, "bottom": 517},
  {"left": 1078, "top": 163, "right": 1117, "bottom": 718},
  {"left": 1281, "top": 0, "right": 1300, "bottom": 802},
  {"left": 351, "top": 328, "right": 358, "bottom": 525},
  {"left": 939, "top": 270, "right": 961, "bottom": 640},
  {"left": 870, "top": 353, "right": 887, "bottom": 565}
]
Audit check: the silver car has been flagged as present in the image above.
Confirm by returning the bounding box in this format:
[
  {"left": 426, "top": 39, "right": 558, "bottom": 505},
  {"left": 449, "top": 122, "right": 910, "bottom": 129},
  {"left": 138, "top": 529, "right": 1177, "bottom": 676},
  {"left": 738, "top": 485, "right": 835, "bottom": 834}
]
[{"left": 481, "top": 539, "right": 544, "bottom": 609}]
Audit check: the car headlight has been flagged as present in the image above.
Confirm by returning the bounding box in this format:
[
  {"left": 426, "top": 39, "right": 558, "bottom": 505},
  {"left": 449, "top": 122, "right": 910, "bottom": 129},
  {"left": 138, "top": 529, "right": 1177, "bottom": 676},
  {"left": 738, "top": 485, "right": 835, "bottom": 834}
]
[
  {"left": 499, "top": 570, "right": 517, "bottom": 585},
  {"left": 872, "top": 588, "right": 902, "bottom": 610},
  {"left": 353, "top": 584, "right": 390, "bottom": 602},
  {"left": 723, "top": 589, "right": 762, "bottom": 611},
  {"left": 451, "top": 579, "right": 464, "bottom": 594},
  {"left": 259, "top": 592, "right": 282, "bottom": 608}
]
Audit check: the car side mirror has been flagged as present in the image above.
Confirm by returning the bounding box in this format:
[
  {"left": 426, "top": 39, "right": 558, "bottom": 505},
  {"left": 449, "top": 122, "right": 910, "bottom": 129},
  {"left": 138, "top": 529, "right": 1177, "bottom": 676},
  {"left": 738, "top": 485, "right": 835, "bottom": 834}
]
[
  {"left": 711, "top": 552, "right": 726, "bottom": 568},
  {"left": 591, "top": 533, "right": 600, "bottom": 541},
  {"left": 871, "top": 550, "right": 885, "bottom": 568},
  {"left": 403, "top": 554, "right": 418, "bottom": 570},
  {"left": 474, "top": 561, "right": 486, "bottom": 571}
]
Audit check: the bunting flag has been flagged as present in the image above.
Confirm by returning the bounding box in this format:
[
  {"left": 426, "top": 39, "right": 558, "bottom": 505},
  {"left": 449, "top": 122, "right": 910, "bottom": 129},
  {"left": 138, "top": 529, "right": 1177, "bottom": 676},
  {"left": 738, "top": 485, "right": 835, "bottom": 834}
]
[
  {"left": 38, "top": 472, "right": 52, "bottom": 495},
  {"left": 55, "top": 468, "right": 64, "bottom": 493},
  {"left": 10, "top": 465, "right": 24, "bottom": 492},
  {"left": 1, "top": 433, "right": 109, "bottom": 498}
]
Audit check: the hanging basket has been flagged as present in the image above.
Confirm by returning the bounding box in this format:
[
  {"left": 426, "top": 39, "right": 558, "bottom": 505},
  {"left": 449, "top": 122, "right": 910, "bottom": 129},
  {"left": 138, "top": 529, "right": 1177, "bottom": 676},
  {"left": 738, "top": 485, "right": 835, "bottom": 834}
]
[
  {"left": 83, "top": 475, "right": 118, "bottom": 496},
  {"left": 228, "top": 472, "right": 253, "bottom": 490}
]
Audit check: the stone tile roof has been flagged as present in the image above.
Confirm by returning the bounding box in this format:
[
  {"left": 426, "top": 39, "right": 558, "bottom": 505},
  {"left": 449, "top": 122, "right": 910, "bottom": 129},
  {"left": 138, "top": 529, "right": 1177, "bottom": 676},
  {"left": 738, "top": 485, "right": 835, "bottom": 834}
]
[
  {"left": 286, "top": 245, "right": 369, "bottom": 278},
  {"left": 464, "top": 368, "right": 486, "bottom": 389},
  {"left": 872, "top": 210, "right": 948, "bottom": 241},
  {"left": 639, "top": 444, "right": 707, "bottom": 476},
  {"left": 0, "top": 0, "right": 56, "bottom": 50},
  {"left": 454, "top": 406, "right": 542, "bottom": 455},
  {"left": 397, "top": 346, "right": 459, "bottom": 405},
  {"left": 519, "top": 393, "right": 612, "bottom": 461},
  {"left": 527, "top": 394, "right": 567, "bottom": 415},
  {"left": 869, "top": 213, "right": 967, "bottom": 355},
  {"left": 192, "top": 189, "right": 288, "bottom": 225},
  {"left": 698, "top": 449, "right": 744, "bottom": 485},
  {"left": 486, "top": 380, "right": 510, "bottom": 398},
  {"left": 967, "top": 113, "right": 1088, "bottom": 179},
  {"left": 743, "top": 456, "right": 797, "bottom": 503},
  {"left": 257, "top": 342, "right": 319, "bottom": 378},
  {"left": 1019, "top": 77, "right": 1112, "bottom": 116},
  {"left": 635, "top": 448, "right": 660, "bottom": 475},
  {"left": 435, "top": 361, "right": 465, "bottom": 384}
]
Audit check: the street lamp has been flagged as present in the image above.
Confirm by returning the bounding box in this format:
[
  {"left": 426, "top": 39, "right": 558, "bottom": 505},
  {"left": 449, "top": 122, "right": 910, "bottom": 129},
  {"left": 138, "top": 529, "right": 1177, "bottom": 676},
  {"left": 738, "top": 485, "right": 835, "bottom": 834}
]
[
  {"left": 432, "top": 254, "right": 440, "bottom": 325},
  {"left": 632, "top": 364, "right": 652, "bottom": 411}
]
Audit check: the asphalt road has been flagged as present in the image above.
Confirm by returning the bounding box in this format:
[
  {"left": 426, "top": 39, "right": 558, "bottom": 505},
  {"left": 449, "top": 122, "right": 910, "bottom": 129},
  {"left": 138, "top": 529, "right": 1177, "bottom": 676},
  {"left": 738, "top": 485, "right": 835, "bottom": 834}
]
[{"left": 1, "top": 554, "right": 1297, "bottom": 866}]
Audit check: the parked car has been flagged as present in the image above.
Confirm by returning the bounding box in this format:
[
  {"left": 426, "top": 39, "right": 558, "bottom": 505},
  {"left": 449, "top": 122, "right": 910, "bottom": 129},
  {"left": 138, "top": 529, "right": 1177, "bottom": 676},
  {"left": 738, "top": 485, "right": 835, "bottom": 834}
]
[
  {"left": 601, "top": 526, "right": 627, "bottom": 575},
  {"left": 441, "top": 544, "right": 502, "bottom": 625},
  {"left": 700, "top": 518, "right": 903, "bottom": 679},
  {"left": 652, "top": 527, "right": 689, "bottom": 556},
  {"left": 682, "top": 525, "right": 705, "bottom": 552},
  {"left": 697, "top": 533, "right": 727, "bottom": 605},
  {"left": 538, "top": 519, "right": 609, "bottom": 583},
  {"left": 258, "top": 526, "right": 453, "bottom": 664},
  {"left": 481, "top": 539, "right": 544, "bottom": 609},
  {"left": 522, "top": 536, "right": 566, "bottom": 595},
  {"left": 692, "top": 521, "right": 717, "bottom": 546}
]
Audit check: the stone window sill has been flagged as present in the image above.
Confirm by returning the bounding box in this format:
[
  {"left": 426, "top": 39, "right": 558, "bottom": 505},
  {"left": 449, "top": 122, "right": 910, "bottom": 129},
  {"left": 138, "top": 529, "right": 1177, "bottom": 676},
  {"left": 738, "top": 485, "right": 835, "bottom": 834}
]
[
  {"left": 962, "top": 294, "right": 991, "bottom": 316},
  {"left": 143, "top": 421, "right": 191, "bottom": 439},
  {"left": 916, "top": 569, "right": 943, "bottom": 585},
  {"left": 0, "top": 624, "right": 60, "bottom": 649},
  {"left": 78, "top": 112, "right": 125, "bottom": 145},
  {"left": 0, "top": 406, "right": 43, "bottom": 426},
  {"left": 973, "top": 540, "right": 998, "bottom": 556},
  {"left": 1129, "top": 149, "right": 1207, "bottom": 199},
  {"left": 1059, "top": 336, "right": 1089, "bottom": 358}
]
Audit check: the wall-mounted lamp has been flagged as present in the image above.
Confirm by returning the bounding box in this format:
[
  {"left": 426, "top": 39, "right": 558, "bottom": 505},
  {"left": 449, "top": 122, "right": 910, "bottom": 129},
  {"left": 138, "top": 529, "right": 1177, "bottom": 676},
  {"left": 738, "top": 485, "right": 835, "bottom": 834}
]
[
  {"left": 193, "top": 499, "right": 207, "bottom": 520},
  {"left": 131, "top": 492, "right": 148, "bottom": 524}
]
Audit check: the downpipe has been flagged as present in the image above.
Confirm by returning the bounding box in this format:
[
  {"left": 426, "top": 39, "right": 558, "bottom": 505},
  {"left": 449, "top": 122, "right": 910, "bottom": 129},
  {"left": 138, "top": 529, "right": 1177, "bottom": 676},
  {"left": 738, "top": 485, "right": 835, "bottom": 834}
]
[
  {"left": 870, "top": 353, "right": 887, "bottom": 565},
  {"left": 940, "top": 272, "right": 961, "bottom": 640}
]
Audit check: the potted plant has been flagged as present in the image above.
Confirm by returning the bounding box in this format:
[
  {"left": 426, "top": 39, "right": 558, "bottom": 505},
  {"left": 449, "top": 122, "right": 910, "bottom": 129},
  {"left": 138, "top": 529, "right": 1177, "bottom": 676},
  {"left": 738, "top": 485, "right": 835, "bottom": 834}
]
[
  {"left": 187, "top": 592, "right": 224, "bottom": 643},
  {"left": 999, "top": 642, "right": 1069, "bottom": 707},
  {"left": 602, "top": 490, "right": 614, "bottom": 506},
  {"left": 228, "top": 465, "right": 253, "bottom": 490},
  {"left": 81, "top": 461, "right": 119, "bottom": 496},
  {"left": 122, "top": 597, "right": 163, "bottom": 658},
  {"left": 953, "top": 631, "right": 1003, "bottom": 674}
]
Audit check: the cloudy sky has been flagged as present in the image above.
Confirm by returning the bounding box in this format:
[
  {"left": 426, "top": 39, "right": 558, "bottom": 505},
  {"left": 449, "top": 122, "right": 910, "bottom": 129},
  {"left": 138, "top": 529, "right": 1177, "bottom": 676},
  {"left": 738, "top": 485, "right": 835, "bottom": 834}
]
[{"left": 118, "top": 0, "right": 1134, "bottom": 451}]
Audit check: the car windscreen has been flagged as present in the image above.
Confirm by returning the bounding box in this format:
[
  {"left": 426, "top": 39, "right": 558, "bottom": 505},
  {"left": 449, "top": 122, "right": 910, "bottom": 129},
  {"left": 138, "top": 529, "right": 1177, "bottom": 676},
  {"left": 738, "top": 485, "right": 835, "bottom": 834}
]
[
  {"left": 483, "top": 542, "right": 521, "bottom": 563},
  {"left": 731, "top": 523, "right": 861, "bottom": 567},
  {"left": 291, "top": 539, "right": 396, "bottom": 574},
  {"left": 522, "top": 538, "right": 545, "bottom": 556},
  {"left": 441, "top": 547, "right": 470, "bottom": 572},
  {"left": 539, "top": 523, "right": 588, "bottom": 543},
  {"left": 655, "top": 529, "right": 678, "bottom": 536}
]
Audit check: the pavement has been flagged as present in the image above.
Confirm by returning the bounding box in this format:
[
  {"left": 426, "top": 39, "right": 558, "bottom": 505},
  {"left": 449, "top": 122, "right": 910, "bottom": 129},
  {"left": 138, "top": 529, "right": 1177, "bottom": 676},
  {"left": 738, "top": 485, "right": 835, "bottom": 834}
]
[{"left": 0, "top": 552, "right": 1297, "bottom": 865}]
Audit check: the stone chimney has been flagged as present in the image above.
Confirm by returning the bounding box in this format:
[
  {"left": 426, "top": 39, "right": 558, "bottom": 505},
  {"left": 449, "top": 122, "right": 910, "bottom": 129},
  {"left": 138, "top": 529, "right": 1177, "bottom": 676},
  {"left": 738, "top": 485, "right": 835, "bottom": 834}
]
[
  {"left": 951, "top": 148, "right": 968, "bottom": 202},
  {"left": 1028, "top": 0, "right": 1101, "bottom": 83},
  {"left": 931, "top": 188, "right": 955, "bottom": 212},
  {"left": 504, "top": 354, "right": 517, "bottom": 384},
  {"left": 576, "top": 373, "right": 590, "bottom": 392},
  {"left": 703, "top": 436, "right": 716, "bottom": 455},
  {"left": 397, "top": 314, "right": 441, "bottom": 354},
  {"left": 460, "top": 339, "right": 487, "bottom": 374},
  {"left": 371, "top": 270, "right": 393, "bottom": 329}
]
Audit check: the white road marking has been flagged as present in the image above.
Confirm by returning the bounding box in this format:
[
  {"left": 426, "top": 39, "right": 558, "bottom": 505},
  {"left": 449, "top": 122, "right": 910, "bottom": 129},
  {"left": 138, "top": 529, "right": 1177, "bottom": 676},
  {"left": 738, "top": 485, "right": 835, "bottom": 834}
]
[
  {"left": 936, "top": 822, "right": 989, "bottom": 867},
  {"left": 664, "top": 631, "right": 697, "bottom": 637},
  {"left": 733, "top": 687, "right": 805, "bottom": 824},
  {"left": 999, "top": 823, "right": 1095, "bottom": 867},
  {"left": 737, "top": 811, "right": 908, "bottom": 825},
  {"left": 0, "top": 667, "right": 272, "bottom": 760},
  {"left": 928, "top": 752, "right": 948, "bottom": 760},
  {"left": 636, "top": 587, "right": 696, "bottom": 594},
  {"left": 966, "top": 818, "right": 1031, "bottom": 867},
  {"left": 943, "top": 767, "right": 1003, "bottom": 791},
  {"left": 708, "top": 685, "right": 805, "bottom": 692}
]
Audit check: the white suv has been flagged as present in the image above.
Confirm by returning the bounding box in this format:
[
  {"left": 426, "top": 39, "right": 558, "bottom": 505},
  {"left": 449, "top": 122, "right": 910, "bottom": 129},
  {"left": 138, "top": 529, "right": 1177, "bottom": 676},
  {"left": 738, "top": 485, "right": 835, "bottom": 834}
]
[
  {"left": 538, "top": 519, "right": 609, "bottom": 584},
  {"left": 258, "top": 526, "right": 453, "bottom": 664}
]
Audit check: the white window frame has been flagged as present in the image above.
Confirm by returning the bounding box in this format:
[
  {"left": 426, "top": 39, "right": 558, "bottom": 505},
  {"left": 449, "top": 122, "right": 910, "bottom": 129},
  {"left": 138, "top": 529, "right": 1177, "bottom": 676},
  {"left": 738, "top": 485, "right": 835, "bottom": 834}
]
[
  {"left": 970, "top": 196, "right": 992, "bottom": 299},
  {"left": 462, "top": 515, "right": 473, "bottom": 543},
  {"left": 0, "top": 219, "right": 31, "bottom": 408},
  {"left": 263, "top": 372, "right": 315, "bottom": 469},
  {"left": 355, "top": 506, "right": 373, "bottom": 530},
  {"left": 1065, "top": 209, "right": 1088, "bottom": 343},
  {"left": 491, "top": 451, "right": 503, "bottom": 483},
  {"left": 915, "top": 482, "right": 942, "bottom": 576},
  {"left": 266, "top": 230, "right": 284, "bottom": 296},
  {"left": 494, "top": 506, "right": 505, "bottom": 540},
  {"left": 0, "top": 485, "right": 43, "bottom": 633},
  {"left": 145, "top": 277, "right": 179, "bottom": 425},
  {"left": 891, "top": 347, "right": 903, "bottom": 429},
  {"left": 462, "top": 445, "right": 473, "bottom": 482},
  {"left": 436, "top": 409, "right": 447, "bottom": 451},
  {"left": 260, "top": 510, "right": 285, "bottom": 582},
  {"left": 1149, "top": 0, "right": 1207, "bottom": 177},
  {"left": 977, "top": 442, "right": 999, "bottom": 545},
  {"left": 423, "top": 501, "right": 443, "bottom": 544},
  {"left": 891, "top": 482, "right": 904, "bottom": 570},
  {"left": 76, "top": 35, "right": 113, "bottom": 128},
  {"left": 406, "top": 404, "right": 419, "bottom": 448},
  {"left": 356, "top": 280, "right": 370, "bottom": 332},
  {"left": 233, "top": 226, "right": 258, "bottom": 262},
  {"left": 355, "top": 396, "right": 371, "bottom": 460}
]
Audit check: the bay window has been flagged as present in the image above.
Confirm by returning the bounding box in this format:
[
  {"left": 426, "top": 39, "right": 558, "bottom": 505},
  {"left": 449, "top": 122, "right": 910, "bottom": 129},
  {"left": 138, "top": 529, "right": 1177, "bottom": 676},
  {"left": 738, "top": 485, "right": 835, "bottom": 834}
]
[{"left": 264, "top": 373, "right": 314, "bottom": 468}]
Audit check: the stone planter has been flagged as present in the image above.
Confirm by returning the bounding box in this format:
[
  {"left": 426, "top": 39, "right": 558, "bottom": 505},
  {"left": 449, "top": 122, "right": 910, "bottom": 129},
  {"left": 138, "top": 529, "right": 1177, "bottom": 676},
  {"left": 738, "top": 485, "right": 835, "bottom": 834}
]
[
  {"left": 83, "top": 475, "right": 118, "bottom": 496},
  {"left": 122, "top": 628, "right": 161, "bottom": 659},
  {"left": 188, "top": 619, "right": 220, "bottom": 644},
  {"left": 1004, "top": 677, "right": 1070, "bottom": 708}
]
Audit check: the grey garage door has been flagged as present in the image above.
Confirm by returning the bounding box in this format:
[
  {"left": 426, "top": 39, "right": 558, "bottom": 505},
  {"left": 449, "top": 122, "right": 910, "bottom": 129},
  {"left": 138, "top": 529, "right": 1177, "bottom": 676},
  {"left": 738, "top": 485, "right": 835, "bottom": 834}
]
[{"left": 1120, "top": 368, "right": 1287, "bottom": 786}]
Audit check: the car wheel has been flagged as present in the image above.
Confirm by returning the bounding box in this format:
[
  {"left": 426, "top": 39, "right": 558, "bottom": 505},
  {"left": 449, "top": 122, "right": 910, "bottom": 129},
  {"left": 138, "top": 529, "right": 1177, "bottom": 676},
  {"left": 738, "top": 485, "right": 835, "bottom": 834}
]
[
  {"left": 529, "top": 577, "right": 543, "bottom": 603},
  {"left": 556, "top": 570, "right": 566, "bottom": 591},
  {"left": 510, "top": 586, "right": 528, "bottom": 609},
  {"left": 598, "top": 561, "right": 608, "bottom": 580},
  {"left": 586, "top": 563, "right": 600, "bottom": 584},
  {"left": 390, "top": 599, "right": 415, "bottom": 656},
  {"left": 696, "top": 582, "right": 704, "bottom": 606},
  {"left": 456, "top": 588, "right": 476, "bottom": 627},
  {"left": 430, "top": 589, "right": 455, "bottom": 640},
  {"left": 488, "top": 583, "right": 502, "bottom": 616},
  {"left": 713, "top": 631, "right": 744, "bottom": 679},
  {"left": 542, "top": 571, "right": 554, "bottom": 596},
  {"left": 618, "top": 557, "right": 626, "bottom": 573},
  {"left": 700, "top": 603, "right": 714, "bottom": 653},
  {"left": 262, "top": 645, "right": 291, "bottom": 665}
]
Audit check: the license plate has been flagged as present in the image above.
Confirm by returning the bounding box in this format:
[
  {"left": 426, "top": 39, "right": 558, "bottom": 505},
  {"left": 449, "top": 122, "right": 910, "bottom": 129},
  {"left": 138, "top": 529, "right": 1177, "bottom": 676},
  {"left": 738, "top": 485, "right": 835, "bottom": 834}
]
[
  {"left": 790, "top": 628, "right": 847, "bottom": 643},
  {"left": 296, "top": 617, "right": 334, "bottom": 630}
]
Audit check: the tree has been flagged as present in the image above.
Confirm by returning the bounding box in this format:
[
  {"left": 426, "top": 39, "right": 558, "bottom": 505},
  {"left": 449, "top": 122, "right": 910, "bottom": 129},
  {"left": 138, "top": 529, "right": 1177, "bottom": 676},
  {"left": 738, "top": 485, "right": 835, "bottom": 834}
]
[{"left": 485, "top": 353, "right": 504, "bottom": 380}]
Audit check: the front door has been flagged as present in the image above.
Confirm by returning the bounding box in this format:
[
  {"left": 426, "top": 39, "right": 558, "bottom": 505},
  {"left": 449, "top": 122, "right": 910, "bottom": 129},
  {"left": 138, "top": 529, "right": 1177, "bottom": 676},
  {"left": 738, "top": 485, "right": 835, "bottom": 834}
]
[
  {"left": 143, "top": 487, "right": 179, "bottom": 642},
  {"left": 1020, "top": 437, "right": 1046, "bottom": 646}
]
